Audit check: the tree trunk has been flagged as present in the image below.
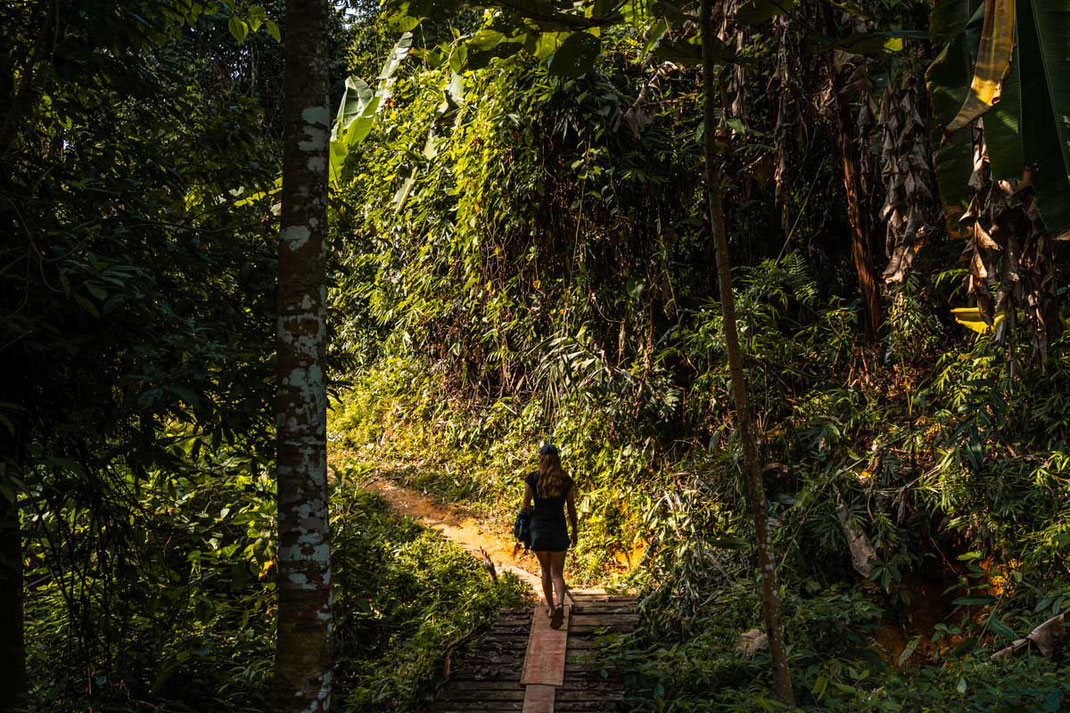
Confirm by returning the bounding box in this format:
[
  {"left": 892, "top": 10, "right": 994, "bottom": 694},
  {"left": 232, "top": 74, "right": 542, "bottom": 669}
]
[
  {"left": 273, "top": 1, "right": 333, "bottom": 711},
  {"left": 829, "top": 61, "right": 882, "bottom": 343},
  {"left": 701, "top": 0, "right": 793, "bottom": 704},
  {"left": 0, "top": 457, "right": 25, "bottom": 711}
]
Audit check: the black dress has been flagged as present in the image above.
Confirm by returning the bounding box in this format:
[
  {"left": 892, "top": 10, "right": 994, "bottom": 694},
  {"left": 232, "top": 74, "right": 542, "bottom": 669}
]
[{"left": 526, "top": 472, "right": 574, "bottom": 552}]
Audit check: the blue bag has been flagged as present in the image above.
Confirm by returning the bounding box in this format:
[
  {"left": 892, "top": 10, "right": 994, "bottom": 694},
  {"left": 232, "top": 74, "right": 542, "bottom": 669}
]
[{"left": 513, "top": 509, "right": 531, "bottom": 549}]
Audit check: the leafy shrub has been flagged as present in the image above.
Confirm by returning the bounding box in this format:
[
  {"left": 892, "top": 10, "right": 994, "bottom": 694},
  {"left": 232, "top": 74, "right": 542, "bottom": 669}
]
[{"left": 332, "top": 488, "right": 530, "bottom": 712}]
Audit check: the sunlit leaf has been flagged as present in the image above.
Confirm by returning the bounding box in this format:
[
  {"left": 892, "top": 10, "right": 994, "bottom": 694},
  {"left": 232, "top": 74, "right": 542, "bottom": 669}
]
[
  {"left": 951, "top": 307, "right": 1002, "bottom": 333},
  {"left": 947, "top": 0, "right": 1016, "bottom": 131},
  {"left": 228, "top": 16, "right": 249, "bottom": 44}
]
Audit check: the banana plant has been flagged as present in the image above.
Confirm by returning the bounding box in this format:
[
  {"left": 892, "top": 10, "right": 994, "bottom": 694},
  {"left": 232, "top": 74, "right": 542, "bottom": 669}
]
[
  {"left": 927, "top": 0, "right": 1070, "bottom": 235},
  {"left": 330, "top": 32, "right": 413, "bottom": 183}
]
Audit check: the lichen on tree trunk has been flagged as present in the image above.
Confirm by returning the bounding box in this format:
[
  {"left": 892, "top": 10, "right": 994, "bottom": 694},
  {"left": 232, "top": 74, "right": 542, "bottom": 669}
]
[{"left": 273, "top": 1, "right": 333, "bottom": 711}]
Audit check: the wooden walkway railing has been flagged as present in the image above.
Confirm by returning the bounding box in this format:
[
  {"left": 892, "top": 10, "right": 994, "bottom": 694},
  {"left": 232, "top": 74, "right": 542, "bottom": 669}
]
[{"left": 429, "top": 591, "right": 636, "bottom": 713}]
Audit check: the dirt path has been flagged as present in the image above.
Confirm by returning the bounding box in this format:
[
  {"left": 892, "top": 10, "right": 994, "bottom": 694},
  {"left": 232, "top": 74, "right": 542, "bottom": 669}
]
[{"left": 362, "top": 476, "right": 543, "bottom": 593}]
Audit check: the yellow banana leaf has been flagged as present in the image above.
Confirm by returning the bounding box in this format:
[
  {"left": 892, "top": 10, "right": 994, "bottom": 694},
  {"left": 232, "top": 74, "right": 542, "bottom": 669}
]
[
  {"left": 947, "top": 0, "right": 1016, "bottom": 132},
  {"left": 951, "top": 306, "right": 1005, "bottom": 333}
]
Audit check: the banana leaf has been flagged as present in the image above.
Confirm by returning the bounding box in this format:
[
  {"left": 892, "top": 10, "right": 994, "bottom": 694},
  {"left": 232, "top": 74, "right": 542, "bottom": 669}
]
[
  {"left": 329, "top": 33, "right": 413, "bottom": 183},
  {"left": 928, "top": 0, "right": 1070, "bottom": 235},
  {"left": 947, "top": 0, "right": 1016, "bottom": 132},
  {"left": 926, "top": 0, "right": 976, "bottom": 235},
  {"left": 1020, "top": 0, "right": 1070, "bottom": 235}
]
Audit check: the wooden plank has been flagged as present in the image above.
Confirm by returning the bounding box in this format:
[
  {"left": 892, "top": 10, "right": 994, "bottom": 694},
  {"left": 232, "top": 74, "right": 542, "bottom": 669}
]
[
  {"left": 553, "top": 700, "right": 625, "bottom": 711},
  {"left": 556, "top": 686, "right": 624, "bottom": 701},
  {"left": 440, "top": 681, "right": 525, "bottom": 691},
  {"left": 431, "top": 704, "right": 524, "bottom": 712},
  {"left": 433, "top": 600, "right": 637, "bottom": 713},
  {"left": 462, "top": 653, "right": 526, "bottom": 666},
  {"left": 569, "top": 620, "right": 633, "bottom": 629},
  {"left": 570, "top": 612, "right": 637, "bottom": 621},
  {"left": 520, "top": 605, "right": 569, "bottom": 686},
  {"left": 439, "top": 689, "right": 526, "bottom": 702},
  {"left": 521, "top": 684, "right": 555, "bottom": 713},
  {"left": 564, "top": 605, "right": 633, "bottom": 615},
  {"left": 569, "top": 592, "right": 635, "bottom": 601}
]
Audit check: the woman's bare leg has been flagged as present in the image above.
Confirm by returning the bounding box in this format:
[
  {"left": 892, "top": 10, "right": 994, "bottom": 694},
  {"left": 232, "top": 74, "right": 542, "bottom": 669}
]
[
  {"left": 550, "top": 551, "right": 567, "bottom": 610},
  {"left": 535, "top": 551, "right": 554, "bottom": 614}
]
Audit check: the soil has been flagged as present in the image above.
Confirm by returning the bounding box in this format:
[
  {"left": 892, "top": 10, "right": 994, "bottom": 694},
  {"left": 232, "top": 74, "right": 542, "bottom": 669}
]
[{"left": 359, "top": 474, "right": 543, "bottom": 594}]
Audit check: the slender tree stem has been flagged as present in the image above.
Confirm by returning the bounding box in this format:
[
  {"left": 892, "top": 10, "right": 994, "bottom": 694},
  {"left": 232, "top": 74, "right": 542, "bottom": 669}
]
[{"left": 701, "top": 0, "right": 794, "bottom": 703}]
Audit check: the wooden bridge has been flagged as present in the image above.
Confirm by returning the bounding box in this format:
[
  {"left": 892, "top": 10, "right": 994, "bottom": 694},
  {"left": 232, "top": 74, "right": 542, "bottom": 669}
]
[{"left": 429, "top": 590, "right": 638, "bottom": 713}]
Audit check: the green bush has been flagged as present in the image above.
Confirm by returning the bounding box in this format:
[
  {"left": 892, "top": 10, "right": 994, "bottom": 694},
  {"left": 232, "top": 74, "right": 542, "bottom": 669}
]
[{"left": 331, "top": 488, "right": 530, "bottom": 712}]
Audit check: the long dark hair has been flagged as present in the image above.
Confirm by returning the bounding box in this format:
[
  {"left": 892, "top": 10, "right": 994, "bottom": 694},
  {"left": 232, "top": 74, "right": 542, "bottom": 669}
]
[{"left": 537, "top": 452, "right": 567, "bottom": 497}]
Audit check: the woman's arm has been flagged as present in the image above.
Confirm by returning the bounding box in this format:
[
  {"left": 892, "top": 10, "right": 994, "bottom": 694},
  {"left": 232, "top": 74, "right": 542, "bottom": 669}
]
[
  {"left": 566, "top": 486, "right": 578, "bottom": 546},
  {"left": 523, "top": 482, "right": 533, "bottom": 515}
]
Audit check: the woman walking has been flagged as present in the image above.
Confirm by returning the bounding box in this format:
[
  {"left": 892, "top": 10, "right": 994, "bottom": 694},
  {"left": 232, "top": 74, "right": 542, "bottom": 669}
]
[{"left": 522, "top": 443, "right": 578, "bottom": 629}]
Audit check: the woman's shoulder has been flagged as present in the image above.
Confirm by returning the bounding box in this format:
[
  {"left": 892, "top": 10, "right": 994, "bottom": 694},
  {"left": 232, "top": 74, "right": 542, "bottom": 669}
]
[{"left": 524, "top": 471, "right": 538, "bottom": 487}]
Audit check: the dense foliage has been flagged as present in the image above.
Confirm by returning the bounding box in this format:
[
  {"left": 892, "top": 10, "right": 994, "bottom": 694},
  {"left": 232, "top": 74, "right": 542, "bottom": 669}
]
[
  {"left": 5, "top": 0, "right": 1070, "bottom": 710},
  {"left": 2, "top": 1, "right": 526, "bottom": 710},
  {"left": 329, "top": 1, "right": 1070, "bottom": 709}
]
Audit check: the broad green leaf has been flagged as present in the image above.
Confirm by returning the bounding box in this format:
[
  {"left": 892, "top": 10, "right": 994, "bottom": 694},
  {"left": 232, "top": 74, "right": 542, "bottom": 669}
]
[
  {"left": 643, "top": 0, "right": 690, "bottom": 25},
  {"left": 380, "top": 31, "right": 414, "bottom": 79},
  {"left": 264, "top": 19, "right": 281, "bottom": 42},
  {"left": 447, "top": 44, "right": 468, "bottom": 73},
  {"left": 534, "top": 32, "right": 569, "bottom": 60},
  {"left": 653, "top": 37, "right": 703, "bottom": 65},
  {"left": 386, "top": 1, "right": 424, "bottom": 31},
  {"left": 982, "top": 42, "right": 1023, "bottom": 180},
  {"left": 1021, "top": 0, "right": 1070, "bottom": 234},
  {"left": 447, "top": 72, "right": 465, "bottom": 105},
  {"left": 469, "top": 28, "right": 507, "bottom": 50},
  {"left": 329, "top": 33, "right": 413, "bottom": 182},
  {"left": 590, "top": 0, "right": 626, "bottom": 20},
  {"left": 499, "top": 0, "right": 599, "bottom": 30},
  {"left": 547, "top": 31, "right": 600, "bottom": 77},
  {"left": 465, "top": 30, "right": 526, "bottom": 70},
  {"left": 228, "top": 16, "right": 249, "bottom": 44},
  {"left": 74, "top": 294, "right": 100, "bottom": 318},
  {"left": 247, "top": 5, "right": 265, "bottom": 31},
  {"left": 926, "top": 0, "right": 975, "bottom": 235},
  {"left": 948, "top": 0, "right": 1016, "bottom": 131},
  {"left": 640, "top": 19, "right": 669, "bottom": 61},
  {"left": 467, "top": 41, "right": 525, "bottom": 70}
]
